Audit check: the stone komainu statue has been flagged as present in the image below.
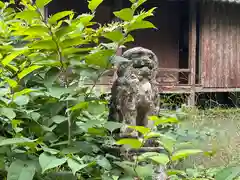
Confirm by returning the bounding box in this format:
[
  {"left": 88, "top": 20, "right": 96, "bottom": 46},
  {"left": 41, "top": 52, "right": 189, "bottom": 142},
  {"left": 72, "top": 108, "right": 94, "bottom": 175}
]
[
  {"left": 108, "top": 47, "right": 167, "bottom": 180},
  {"left": 108, "top": 47, "right": 160, "bottom": 138}
]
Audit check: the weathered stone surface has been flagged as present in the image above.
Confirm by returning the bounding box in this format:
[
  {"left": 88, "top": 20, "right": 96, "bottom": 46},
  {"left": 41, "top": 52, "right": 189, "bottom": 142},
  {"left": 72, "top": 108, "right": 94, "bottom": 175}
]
[
  {"left": 108, "top": 47, "right": 167, "bottom": 179},
  {"left": 108, "top": 47, "right": 159, "bottom": 137}
]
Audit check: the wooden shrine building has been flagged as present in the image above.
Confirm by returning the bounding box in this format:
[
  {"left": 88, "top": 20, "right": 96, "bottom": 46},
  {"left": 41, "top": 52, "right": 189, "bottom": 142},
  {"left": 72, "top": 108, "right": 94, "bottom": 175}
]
[{"left": 46, "top": 0, "right": 240, "bottom": 106}]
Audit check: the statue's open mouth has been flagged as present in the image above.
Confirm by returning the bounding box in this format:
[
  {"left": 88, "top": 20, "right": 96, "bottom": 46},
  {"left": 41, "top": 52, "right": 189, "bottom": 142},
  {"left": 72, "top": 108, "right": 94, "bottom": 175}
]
[
  {"left": 133, "top": 63, "right": 154, "bottom": 69},
  {"left": 132, "top": 58, "right": 154, "bottom": 69}
]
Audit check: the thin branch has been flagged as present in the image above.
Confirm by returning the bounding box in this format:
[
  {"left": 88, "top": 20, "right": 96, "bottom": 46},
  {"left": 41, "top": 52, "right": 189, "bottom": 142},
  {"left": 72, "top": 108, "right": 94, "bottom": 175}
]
[
  {"left": 36, "top": 8, "right": 65, "bottom": 69},
  {"left": 36, "top": 7, "right": 72, "bottom": 145}
]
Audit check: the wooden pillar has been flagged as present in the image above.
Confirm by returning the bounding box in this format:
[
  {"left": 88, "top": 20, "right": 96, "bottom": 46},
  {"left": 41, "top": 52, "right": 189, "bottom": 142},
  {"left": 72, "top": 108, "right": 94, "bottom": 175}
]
[{"left": 188, "top": 0, "right": 197, "bottom": 106}]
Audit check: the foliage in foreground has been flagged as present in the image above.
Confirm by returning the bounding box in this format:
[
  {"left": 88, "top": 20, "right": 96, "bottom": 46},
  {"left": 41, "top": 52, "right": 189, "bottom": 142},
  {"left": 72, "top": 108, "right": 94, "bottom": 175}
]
[{"left": 0, "top": 0, "right": 239, "bottom": 179}]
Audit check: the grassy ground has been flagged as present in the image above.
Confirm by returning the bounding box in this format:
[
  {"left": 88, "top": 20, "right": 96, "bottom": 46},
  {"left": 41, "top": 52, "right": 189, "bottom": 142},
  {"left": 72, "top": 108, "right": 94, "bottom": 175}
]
[{"left": 178, "top": 108, "right": 240, "bottom": 168}]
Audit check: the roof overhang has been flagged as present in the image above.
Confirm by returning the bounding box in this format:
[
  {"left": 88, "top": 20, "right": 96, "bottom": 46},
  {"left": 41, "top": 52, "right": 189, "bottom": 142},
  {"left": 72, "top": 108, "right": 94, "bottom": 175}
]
[{"left": 205, "top": 0, "right": 240, "bottom": 3}]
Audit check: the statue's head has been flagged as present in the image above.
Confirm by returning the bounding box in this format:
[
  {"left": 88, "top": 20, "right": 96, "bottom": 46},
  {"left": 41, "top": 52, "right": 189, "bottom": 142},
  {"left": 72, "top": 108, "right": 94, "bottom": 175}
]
[{"left": 122, "top": 47, "right": 159, "bottom": 70}]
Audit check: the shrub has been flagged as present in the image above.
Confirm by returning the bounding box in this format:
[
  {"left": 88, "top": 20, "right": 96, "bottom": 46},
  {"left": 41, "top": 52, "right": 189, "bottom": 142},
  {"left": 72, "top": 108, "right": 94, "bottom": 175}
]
[{"left": 0, "top": 0, "right": 239, "bottom": 179}]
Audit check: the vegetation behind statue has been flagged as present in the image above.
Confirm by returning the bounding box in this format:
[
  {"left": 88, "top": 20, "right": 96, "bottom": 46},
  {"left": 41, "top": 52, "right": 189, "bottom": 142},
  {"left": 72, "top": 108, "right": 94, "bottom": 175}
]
[{"left": 0, "top": 0, "right": 239, "bottom": 179}]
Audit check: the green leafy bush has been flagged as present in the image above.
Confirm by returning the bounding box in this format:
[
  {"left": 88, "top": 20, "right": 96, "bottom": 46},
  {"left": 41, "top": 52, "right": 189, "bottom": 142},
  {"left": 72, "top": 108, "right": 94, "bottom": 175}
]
[
  {"left": 0, "top": 0, "right": 239, "bottom": 180},
  {"left": 0, "top": 0, "right": 158, "bottom": 179}
]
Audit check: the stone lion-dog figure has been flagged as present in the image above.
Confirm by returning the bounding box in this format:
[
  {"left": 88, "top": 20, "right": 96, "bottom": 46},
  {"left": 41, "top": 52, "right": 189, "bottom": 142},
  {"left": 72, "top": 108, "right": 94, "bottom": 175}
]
[{"left": 108, "top": 47, "right": 160, "bottom": 139}]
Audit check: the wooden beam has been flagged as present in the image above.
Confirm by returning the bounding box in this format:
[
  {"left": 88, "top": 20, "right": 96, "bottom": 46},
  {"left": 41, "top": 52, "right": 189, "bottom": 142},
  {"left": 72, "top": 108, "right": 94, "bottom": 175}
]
[
  {"left": 188, "top": 0, "right": 197, "bottom": 106},
  {"left": 158, "top": 68, "right": 191, "bottom": 73},
  {"left": 83, "top": 84, "right": 193, "bottom": 94},
  {"left": 102, "top": 68, "right": 192, "bottom": 77},
  {"left": 83, "top": 83, "right": 240, "bottom": 94},
  {"left": 159, "top": 85, "right": 191, "bottom": 94},
  {"left": 195, "top": 87, "right": 240, "bottom": 93}
]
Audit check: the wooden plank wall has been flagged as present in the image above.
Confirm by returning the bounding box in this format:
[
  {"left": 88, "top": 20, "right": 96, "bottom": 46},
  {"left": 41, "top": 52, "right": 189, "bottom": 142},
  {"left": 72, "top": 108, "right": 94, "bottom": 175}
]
[
  {"left": 200, "top": 1, "right": 240, "bottom": 88},
  {"left": 47, "top": 0, "right": 185, "bottom": 85},
  {"left": 127, "top": 0, "right": 182, "bottom": 84}
]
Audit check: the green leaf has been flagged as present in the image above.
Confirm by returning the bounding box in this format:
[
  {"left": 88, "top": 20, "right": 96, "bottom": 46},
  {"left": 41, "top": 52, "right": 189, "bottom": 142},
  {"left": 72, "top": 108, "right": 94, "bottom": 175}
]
[
  {"left": 13, "top": 88, "right": 37, "bottom": 99},
  {"left": 203, "top": 150, "right": 217, "bottom": 157},
  {"left": 0, "top": 108, "right": 16, "bottom": 120},
  {"left": 137, "top": 152, "right": 160, "bottom": 161},
  {"left": 41, "top": 124, "right": 57, "bottom": 132},
  {"left": 30, "top": 112, "right": 41, "bottom": 121},
  {"left": 69, "top": 102, "right": 88, "bottom": 112},
  {"left": 61, "top": 146, "right": 82, "bottom": 155},
  {"left": 135, "top": 164, "right": 153, "bottom": 178},
  {"left": 15, "top": 10, "right": 40, "bottom": 20},
  {"left": 0, "top": 88, "right": 10, "bottom": 97},
  {"left": 128, "top": 126, "right": 150, "bottom": 135},
  {"left": 127, "top": 20, "right": 156, "bottom": 32},
  {"left": 5, "top": 64, "right": 18, "bottom": 72},
  {"left": 215, "top": 166, "right": 240, "bottom": 180},
  {"left": 87, "top": 102, "right": 106, "bottom": 115},
  {"left": 103, "top": 30, "right": 124, "bottom": 42},
  {"left": 41, "top": 146, "right": 60, "bottom": 155},
  {"left": 116, "top": 138, "right": 142, "bottom": 149},
  {"left": 123, "top": 34, "right": 134, "bottom": 43},
  {"left": 44, "top": 67, "right": 60, "bottom": 87},
  {"left": 96, "top": 155, "right": 112, "bottom": 170},
  {"left": 88, "top": 0, "right": 103, "bottom": 12},
  {"left": 0, "top": 138, "right": 35, "bottom": 146},
  {"left": 148, "top": 154, "right": 170, "bottom": 165},
  {"left": 11, "top": 120, "right": 23, "bottom": 129},
  {"left": 7, "top": 160, "right": 36, "bottom": 180},
  {"left": 171, "top": 149, "right": 203, "bottom": 161},
  {"left": 36, "top": 0, "right": 52, "bottom": 8},
  {"left": 60, "top": 37, "right": 87, "bottom": 48},
  {"left": 55, "top": 26, "right": 75, "bottom": 39},
  {"left": 104, "top": 121, "right": 122, "bottom": 133},
  {"left": 114, "top": 161, "right": 136, "bottom": 176},
  {"left": 166, "top": 170, "right": 187, "bottom": 177},
  {"left": 51, "top": 115, "right": 66, "bottom": 124},
  {"left": 158, "top": 135, "right": 176, "bottom": 154},
  {"left": 18, "top": 65, "right": 43, "bottom": 80},
  {"left": 0, "top": 1, "right": 5, "bottom": 8},
  {"left": 148, "top": 116, "right": 179, "bottom": 126},
  {"left": 1, "top": 49, "right": 28, "bottom": 66},
  {"left": 29, "top": 40, "right": 57, "bottom": 50},
  {"left": 85, "top": 49, "right": 114, "bottom": 68},
  {"left": 13, "top": 95, "right": 30, "bottom": 106},
  {"left": 67, "top": 158, "right": 88, "bottom": 175},
  {"left": 77, "top": 13, "right": 94, "bottom": 26},
  {"left": 88, "top": 127, "right": 106, "bottom": 136},
  {"left": 49, "top": 11, "right": 74, "bottom": 24},
  {"left": 131, "top": 0, "right": 147, "bottom": 10},
  {"left": 47, "top": 86, "right": 72, "bottom": 99},
  {"left": 24, "top": 26, "right": 49, "bottom": 36},
  {"left": 144, "top": 132, "right": 162, "bottom": 140},
  {"left": 5, "top": 78, "right": 18, "bottom": 88},
  {"left": 63, "top": 47, "right": 93, "bottom": 55},
  {"left": 135, "top": 7, "right": 156, "bottom": 21},
  {"left": 114, "top": 8, "right": 134, "bottom": 21},
  {"left": 39, "top": 152, "right": 67, "bottom": 173}
]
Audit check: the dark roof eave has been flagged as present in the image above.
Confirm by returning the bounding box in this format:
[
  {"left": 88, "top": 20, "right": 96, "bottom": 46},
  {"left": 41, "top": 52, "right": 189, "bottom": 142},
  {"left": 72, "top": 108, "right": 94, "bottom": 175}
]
[{"left": 202, "top": 0, "right": 240, "bottom": 3}]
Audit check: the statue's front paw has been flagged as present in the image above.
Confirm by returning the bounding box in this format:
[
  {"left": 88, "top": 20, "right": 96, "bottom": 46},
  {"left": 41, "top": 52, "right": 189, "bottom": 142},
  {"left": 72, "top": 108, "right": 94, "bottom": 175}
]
[
  {"left": 130, "top": 130, "right": 138, "bottom": 138},
  {"left": 119, "top": 128, "right": 138, "bottom": 139},
  {"left": 144, "top": 138, "right": 159, "bottom": 147}
]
